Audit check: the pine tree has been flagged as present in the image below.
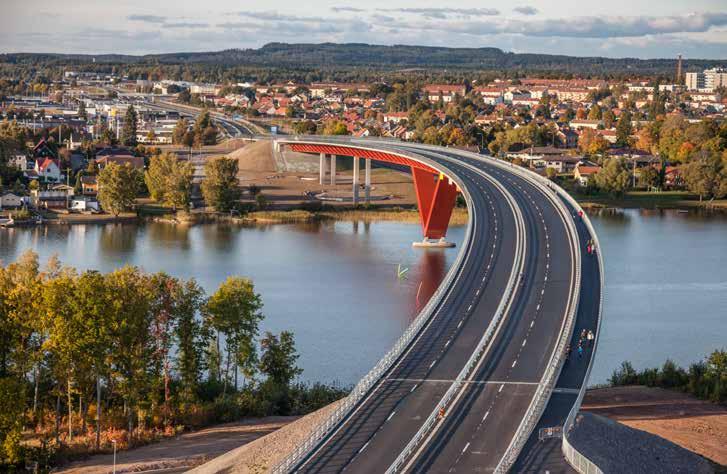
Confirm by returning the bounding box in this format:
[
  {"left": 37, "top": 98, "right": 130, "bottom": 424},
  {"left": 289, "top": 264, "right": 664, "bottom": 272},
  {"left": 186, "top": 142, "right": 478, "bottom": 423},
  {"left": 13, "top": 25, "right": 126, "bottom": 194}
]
[{"left": 121, "top": 105, "right": 138, "bottom": 147}]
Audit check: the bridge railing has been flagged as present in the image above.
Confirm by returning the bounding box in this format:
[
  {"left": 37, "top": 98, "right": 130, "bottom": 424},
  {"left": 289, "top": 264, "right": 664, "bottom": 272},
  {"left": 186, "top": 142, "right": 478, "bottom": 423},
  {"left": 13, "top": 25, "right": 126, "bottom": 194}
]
[
  {"left": 558, "top": 189, "right": 605, "bottom": 474},
  {"left": 271, "top": 142, "right": 477, "bottom": 473}
]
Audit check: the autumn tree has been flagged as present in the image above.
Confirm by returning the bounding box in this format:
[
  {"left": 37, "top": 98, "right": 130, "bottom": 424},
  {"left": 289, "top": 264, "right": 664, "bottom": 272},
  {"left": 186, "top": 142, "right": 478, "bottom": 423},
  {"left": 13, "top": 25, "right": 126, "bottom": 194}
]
[
  {"left": 144, "top": 152, "right": 193, "bottom": 210},
  {"left": 97, "top": 162, "right": 140, "bottom": 216},
  {"left": 201, "top": 158, "right": 240, "bottom": 212},
  {"left": 578, "top": 128, "right": 609, "bottom": 156}
]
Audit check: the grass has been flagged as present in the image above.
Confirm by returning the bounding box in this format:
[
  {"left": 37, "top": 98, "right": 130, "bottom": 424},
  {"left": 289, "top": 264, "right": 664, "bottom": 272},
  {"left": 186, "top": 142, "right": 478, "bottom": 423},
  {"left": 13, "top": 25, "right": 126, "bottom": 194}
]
[
  {"left": 574, "top": 190, "right": 727, "bottom": 210},
  {"left": 243, "top": 207, "right": 469, "bottom": 225}
]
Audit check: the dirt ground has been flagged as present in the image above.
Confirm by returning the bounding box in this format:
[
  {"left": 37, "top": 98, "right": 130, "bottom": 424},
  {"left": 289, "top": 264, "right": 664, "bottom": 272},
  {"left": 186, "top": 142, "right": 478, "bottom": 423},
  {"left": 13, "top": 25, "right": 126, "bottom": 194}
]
[
  {"left": 55, "top": 417, "right": 295, "bottom": 474},
  {"left": 226, "top": 141, "right": 418, "bottom": 209},
  {"left": 582, "top": 386, "right": 727, "bottom": 467}
]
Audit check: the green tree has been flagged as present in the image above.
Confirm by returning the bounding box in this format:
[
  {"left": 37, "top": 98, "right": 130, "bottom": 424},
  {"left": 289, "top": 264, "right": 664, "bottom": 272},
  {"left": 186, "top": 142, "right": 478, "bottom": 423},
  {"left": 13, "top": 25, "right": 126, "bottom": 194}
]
[
  {"left": 97, "top": 162, "right": 140, "bottom": 216},
  {"left": 681, "top": 151, "right": 727, "bottom": 203},
  {"left": 615, "top": 110, "right": 633, "bottom": 147},
  {"left": 205, "top": 277, "right": 264, "bottom": 394},
  {"left": 321, "top": 120, "right": 349, "bottom": 136},
  {"left": 172, "top": 118, "right": 189, "bottom": 145},
  {"left": 259, "top": 331, "right": 302, "bottom": 388},
  {"left": 121, "top": 105, "right": 138, "bottom": 147},
  {"left": 594, "top": 157, "right": 631, "bottom": 196},
  {"left": 173, "top": 279, "right": 207, "bottom": 402},
  {"left": 201, "top": 158, "right": 240, "bottom": 212},
  {"left": 144, "top": 152, "right": 193, "bottom": 210}
]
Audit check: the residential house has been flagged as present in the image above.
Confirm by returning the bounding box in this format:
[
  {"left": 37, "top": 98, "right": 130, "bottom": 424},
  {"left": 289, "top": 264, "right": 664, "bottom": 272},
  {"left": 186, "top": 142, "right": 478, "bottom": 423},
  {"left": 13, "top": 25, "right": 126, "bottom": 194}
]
[
  {"left": 35, "top": 157, "right": 62, "bottom": 183},
  {"left": 81, "top": 175, "right": 98, "bottom": 195},
  {"left": 569, "top": 119, "right": 602, "bottom": 130},
  {"left": 574, "top": 165, "right": 602, "bottom": 186},
  {"left": 423, "top": 84, "right": 467, "bottom": 103}
]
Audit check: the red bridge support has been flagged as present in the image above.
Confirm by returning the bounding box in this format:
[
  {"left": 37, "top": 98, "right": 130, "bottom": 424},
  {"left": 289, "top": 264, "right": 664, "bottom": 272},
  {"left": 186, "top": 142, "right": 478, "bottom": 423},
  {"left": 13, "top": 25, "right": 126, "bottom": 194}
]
[
  {"left": 286, "top": 142, "right": 459, "bottom": 243},
  {"left": 412, "top": 167, "right": 458, "bottom": 240}
]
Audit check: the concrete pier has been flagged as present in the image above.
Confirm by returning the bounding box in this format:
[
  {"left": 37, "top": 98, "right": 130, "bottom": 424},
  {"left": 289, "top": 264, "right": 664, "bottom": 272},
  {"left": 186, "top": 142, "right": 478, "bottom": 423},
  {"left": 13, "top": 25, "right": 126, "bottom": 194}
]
[
  {"left": 330, "top": 155, "right": 337, "bottom": 185},
  {"left": 352, "top": 156, "right": 360, "bottom": 205},
  {"left": 319, "top": 153, "right": 327, "bottom": 185},
  {"left": 365, "top": 158, "right": 371, "bottom": 202}
]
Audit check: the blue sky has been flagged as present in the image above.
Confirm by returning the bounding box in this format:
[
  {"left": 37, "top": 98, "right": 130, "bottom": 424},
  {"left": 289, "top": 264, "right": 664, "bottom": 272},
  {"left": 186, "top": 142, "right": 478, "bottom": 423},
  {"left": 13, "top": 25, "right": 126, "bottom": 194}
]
[{"left": 2, "top": 0, "right": 727, "bottom": 59}]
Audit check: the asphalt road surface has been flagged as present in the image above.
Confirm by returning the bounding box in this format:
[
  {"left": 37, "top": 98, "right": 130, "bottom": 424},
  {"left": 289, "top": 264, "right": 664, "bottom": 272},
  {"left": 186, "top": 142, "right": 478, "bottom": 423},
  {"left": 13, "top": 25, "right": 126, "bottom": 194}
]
[{"left": 283, "top": 141, "right": 582, "bottom": 473}]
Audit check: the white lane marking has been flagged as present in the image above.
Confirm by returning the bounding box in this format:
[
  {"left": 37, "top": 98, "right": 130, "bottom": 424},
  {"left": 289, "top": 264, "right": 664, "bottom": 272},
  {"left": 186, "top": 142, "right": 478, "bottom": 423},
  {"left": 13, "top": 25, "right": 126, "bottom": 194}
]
[
  {"left": 467, "top": 304, "right": 473, "bottom": 312},
  {"left": 387, "top": 411, "right": 396, "bottom": 421},
  {"left": 530, "top": 321, "right": 535, "bottom": 328},
  {"left": 359, "top": 441, "right": 370, "bottom": 453},
  {"left": 457, "top": 320, "right": 463, "bottom": 329},
  {"left": 511, "top": 360, "right": 517, "bottom": 368},
  {"left": 482, "top": 410, "right": 490, "bottom": 421},
  {"left": 522, "top": 339, "right": 527, "bottom": 347},
  {"left": 429, "top": 360, "right": 437, "bottom": 369},
  {"left": 410, "top": 384, "right": 418, "bottom": 392},
  {"left": 462, "top": 442, "right": 471, "bottom": 454},
  {"left": 498, "top": 384, "right": 504, "bottom": 393},
  {"left": 444, "top": 339, "right": 451, "bottom": 348}
]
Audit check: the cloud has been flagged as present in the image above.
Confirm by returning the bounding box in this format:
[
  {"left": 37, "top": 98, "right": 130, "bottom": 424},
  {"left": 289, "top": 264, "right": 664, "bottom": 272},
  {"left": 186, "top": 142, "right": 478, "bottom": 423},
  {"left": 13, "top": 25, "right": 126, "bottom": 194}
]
[
  {"left": 513, "top": 6, "right": 538, "bottom": 16},
  {"left": 331, "top": 6, "right": 365, "bottom": 13},
  {"left": 388, "top": 12, "right": 727, "bottom": 39},
  {"left": 164, "top": 22, "right": 209, "bottom": 29},
  {"left": 127, "top": 14, "right": 166, "bottom": 24},
  {"left": 238, "top": 12, "right": 328, "bottom": 22},
  {"left": 379, "top": 8, "right": 500, "bottom": 19}
]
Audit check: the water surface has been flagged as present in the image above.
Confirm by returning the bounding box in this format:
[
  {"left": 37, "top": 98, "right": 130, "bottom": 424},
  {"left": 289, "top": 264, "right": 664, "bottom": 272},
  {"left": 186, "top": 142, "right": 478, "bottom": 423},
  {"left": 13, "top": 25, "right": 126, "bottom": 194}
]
[{"left": 1, "top": 208, "right": 725, "bottom": 386}]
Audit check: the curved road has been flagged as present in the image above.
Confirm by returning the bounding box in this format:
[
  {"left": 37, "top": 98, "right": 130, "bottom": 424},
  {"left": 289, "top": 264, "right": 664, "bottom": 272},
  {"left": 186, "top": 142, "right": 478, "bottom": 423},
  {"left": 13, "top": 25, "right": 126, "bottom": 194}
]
[{"left": 272, "top": 138, "right": 591, "bottom": 473}]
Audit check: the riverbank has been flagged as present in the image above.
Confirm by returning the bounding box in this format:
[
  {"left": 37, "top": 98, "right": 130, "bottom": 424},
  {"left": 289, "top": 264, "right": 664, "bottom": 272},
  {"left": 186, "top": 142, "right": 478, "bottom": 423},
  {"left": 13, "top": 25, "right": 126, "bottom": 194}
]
[{"left": 573, "top": 190, "right": 727, "bottom": 211}]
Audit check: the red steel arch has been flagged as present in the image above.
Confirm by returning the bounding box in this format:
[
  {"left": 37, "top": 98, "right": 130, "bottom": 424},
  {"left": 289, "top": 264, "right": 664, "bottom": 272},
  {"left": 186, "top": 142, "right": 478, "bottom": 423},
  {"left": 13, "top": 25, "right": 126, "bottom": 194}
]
[{"left": 288, "top": 143, "right": 459, "bottom": 240}]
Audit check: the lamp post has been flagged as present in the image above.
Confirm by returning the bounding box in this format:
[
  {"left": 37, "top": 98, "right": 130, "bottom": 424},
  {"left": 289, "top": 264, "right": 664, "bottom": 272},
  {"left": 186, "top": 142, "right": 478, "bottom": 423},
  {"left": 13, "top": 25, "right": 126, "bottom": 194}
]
[{"left": 112, "top": 439, "right": 117, "bottom": 474}]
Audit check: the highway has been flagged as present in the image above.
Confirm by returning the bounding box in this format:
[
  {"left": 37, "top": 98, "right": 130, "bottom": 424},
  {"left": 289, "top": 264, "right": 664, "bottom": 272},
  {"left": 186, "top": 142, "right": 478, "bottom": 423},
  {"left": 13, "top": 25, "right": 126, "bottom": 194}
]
[
  {"left": 269, "top": 138, "right": 590, "bottom": 474},
  {"left": 143, "top": 100, "right": 257, "bottom": 137}
]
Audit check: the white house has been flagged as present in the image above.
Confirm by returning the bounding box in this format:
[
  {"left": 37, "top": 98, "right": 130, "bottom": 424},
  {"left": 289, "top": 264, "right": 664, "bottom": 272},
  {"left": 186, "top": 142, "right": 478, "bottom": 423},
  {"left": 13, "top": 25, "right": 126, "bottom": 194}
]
[{"left": 34, "top": 158, "right": 62, "bottom": 183}]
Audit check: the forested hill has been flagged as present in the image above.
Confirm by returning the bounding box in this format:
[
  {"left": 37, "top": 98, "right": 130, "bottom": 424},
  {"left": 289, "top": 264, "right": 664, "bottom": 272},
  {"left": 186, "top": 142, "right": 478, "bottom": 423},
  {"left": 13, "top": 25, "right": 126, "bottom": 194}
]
[{"left": 2, "top": 42, "right": 724, "bottom": 76}]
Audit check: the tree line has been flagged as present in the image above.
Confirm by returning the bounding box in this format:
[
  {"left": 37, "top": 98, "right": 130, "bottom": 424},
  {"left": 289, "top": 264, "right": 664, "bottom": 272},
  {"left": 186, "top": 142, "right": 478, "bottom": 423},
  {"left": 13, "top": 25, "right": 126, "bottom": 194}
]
[
  {"left": 0, "top": 252, "right": 345, "bottom": 469},
  {"left": 610, "top": 349, "right": 727, "bottom": 404}
]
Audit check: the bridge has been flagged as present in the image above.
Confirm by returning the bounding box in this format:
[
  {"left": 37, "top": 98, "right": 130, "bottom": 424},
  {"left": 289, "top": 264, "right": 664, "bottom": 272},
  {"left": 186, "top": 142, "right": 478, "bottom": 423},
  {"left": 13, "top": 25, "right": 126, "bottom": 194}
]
[{"left": 266, "top": 137, "right": 603, "bottom": 473}]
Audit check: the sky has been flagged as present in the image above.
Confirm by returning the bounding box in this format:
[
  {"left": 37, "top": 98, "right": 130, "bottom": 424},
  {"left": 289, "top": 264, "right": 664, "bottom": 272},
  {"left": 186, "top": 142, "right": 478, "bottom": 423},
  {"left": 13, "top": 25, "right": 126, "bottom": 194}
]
[{"left": 2, "top": 0, "right": 727, "bottom": 59}]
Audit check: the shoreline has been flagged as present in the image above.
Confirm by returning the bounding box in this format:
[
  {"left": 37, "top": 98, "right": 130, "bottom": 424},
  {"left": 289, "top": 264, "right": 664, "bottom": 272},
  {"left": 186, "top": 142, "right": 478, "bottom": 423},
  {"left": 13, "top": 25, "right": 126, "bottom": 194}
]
[{"left": 3, "top": 195, "right": 726, "bottom": 230}]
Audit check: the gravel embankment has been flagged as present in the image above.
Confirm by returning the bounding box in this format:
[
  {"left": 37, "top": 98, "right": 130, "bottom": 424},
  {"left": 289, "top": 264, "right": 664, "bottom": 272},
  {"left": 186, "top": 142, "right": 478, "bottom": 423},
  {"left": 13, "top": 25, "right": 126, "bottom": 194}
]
[
  {"left": 569, "top": 412, "right": 714, "bottom": 474},
  {"left": 188, "top": 400, "right": 342, "bottom": 474}
]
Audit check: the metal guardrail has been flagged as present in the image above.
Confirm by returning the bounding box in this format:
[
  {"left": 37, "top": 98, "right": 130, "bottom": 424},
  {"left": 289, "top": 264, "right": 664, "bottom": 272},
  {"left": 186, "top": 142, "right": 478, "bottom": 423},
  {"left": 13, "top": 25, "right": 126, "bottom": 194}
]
[
  {"left": 559, "top": 190, "right": 606, "bottom": 474},
  {"left": 271, "top": 139, "right": 477, "bottom": 473},
  {"left": 385, "top": 157, "right": 527, "bottom": 473}
]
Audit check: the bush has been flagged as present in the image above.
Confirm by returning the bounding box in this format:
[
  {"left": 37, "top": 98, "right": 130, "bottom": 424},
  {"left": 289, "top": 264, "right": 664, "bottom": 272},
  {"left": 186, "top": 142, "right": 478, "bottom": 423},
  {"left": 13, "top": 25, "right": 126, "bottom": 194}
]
[{"left": 609, "top": 350, "right": 727, "bottom": 406}]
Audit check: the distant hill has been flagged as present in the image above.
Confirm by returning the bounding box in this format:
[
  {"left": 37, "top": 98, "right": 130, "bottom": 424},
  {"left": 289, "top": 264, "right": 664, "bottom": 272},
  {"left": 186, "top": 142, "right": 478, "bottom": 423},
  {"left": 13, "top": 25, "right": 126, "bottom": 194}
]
[{"left": 1, "top": 43, "right": 724, "bottom": 75}]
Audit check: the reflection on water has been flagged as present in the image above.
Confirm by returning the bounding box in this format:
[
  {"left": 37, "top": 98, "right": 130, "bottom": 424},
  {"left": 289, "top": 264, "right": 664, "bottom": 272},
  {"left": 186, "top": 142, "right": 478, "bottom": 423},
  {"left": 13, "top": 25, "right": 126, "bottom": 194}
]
[
  {"left": 589, "top": 208, "right": 727, "bottom": 384},
  {"left": 0, "top": 219, "right": 464, "bottom": 385}
]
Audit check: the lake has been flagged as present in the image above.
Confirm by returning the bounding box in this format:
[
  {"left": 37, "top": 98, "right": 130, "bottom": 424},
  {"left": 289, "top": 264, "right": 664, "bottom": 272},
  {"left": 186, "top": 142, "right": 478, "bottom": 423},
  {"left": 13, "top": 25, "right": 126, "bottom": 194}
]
[{"left": 1, "top": 209, "right": 725, "bottom": 386}]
